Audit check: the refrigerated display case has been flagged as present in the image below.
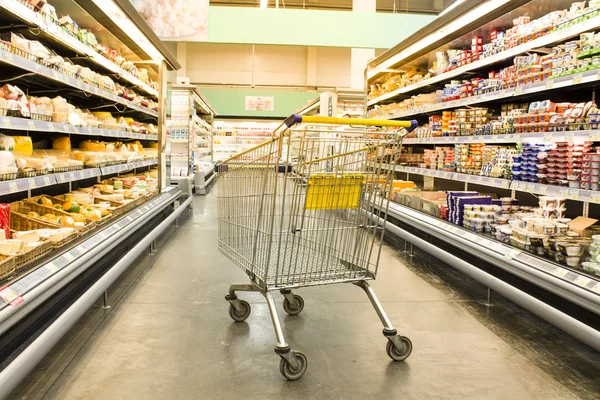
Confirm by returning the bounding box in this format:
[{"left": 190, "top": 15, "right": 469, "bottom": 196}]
[
  {"left": 0, "top": 0, "right": 185, "bottom": 395},
  {"left": 212, "top": 119, "right": 280, "bottom": 163},
  {"left": 365, "top": 0, "right": 600, "bottom": 350}
]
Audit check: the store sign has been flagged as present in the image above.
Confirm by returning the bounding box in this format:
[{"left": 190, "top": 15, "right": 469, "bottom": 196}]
[
  {"left": 245, "top": 96, "right": 275, "bottom": 111},
  {"left": 132, "top": 0, "right": 209, "bottom": 41}
]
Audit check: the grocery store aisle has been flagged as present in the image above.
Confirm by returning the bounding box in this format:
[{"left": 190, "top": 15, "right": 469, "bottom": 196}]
[{"left": 10, "top": 188, "right": 600, "bottom": 400}]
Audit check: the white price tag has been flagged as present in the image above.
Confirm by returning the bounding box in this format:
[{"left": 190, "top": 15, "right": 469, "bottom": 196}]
[
  {"left": 592, "top": 283, "right": 600, "bottom": 294},
  {"left": 574, "top": 276, "right": 592, "bottom": 287},
  {"left": 504, "top": 249, "right": 521, "bottom": 261},
  {"left": 46, "top": 262, "right": 59, "bottom": 273},
  {"left": 28, "top": 179, "right": 36, "bottom": 189},
  {"left": 553, "top": 267, "right": 569, "bottom": 278},
  {"left": 47, "top": 122, "right": 55, "bottom": 131},
  {"left": 27, "top": 120, "right": 36, "bottom": 130},
  {"left": 1, "top": 117, "right": 11, "bottom": 129},
  {"left": 515, "top": 86, "right": 523, "bottom": 96},
  {"left": 545, "top": 80, "right": 553, "bottom": 90},
  {"left": 43, "top": 176, "right": 51, "bottom": 186},
  {"left": 8, "top": 182, "right": 18, "bottom": 193},
  {"left": 573, "top": 74, "right": 583, "bottom": 85},
  {"left": 64, "top": 253, "right": 75, "bottom": 262}
]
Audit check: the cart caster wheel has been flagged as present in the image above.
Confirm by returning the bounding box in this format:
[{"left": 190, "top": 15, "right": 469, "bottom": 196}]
[
  {"left": 386, "top": 336, "right": 412, "bottom": 361},
  {"left": 279, "top": 351, "right": 308, "bottom": 380},
  {"left": 229, "top": 300, "right": 251, "bottom": 322},
  {"left": 283, "top": 295, "right": 304, "bottom": 316}
]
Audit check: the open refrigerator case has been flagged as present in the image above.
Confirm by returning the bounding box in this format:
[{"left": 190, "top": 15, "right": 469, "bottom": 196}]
[
  {"left": 296, "top": 89, "right": 366, "bottom": 117},
  {"left": 167, "top": 84, "right": 216, "bottom": 195},
  {"left": 365, "top": 0, "right": 600, "bottom": 350},
  {"left": 212, "top": 119, "right": 281, "bottom": 162},
  {"left": 0, "top": 0, "right": 184, "bottom": 394}
]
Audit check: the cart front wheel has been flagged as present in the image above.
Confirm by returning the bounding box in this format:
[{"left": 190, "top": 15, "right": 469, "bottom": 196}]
[
  {"left": 279, "top": 351, "right": 308, "bottom": 380},
  {"left": 283, "top": 295, "right": 304, "bottom": 316},
  {"left": 386, "top": 336, "right": 412, "bottom": 361},
  {"left": 229, "top": 300, "right": 251, "bottom": 322}
]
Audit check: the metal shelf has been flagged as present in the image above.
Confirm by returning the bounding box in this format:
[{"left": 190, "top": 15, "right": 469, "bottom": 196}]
[
  {"left": 368, "top": 13, "right": 600, "bottom": 106},
  {"left": 0, "top": 49, "right": 157, "bottom": 118},
  {"left": 404, "top": 130, "right": 600, "bottom": 145},
  {"left": 0, "top": 160, "right": 157, "bottom": 196},
  {"left": 0, "top": 0, "right": 158, "bottom": 98},
  {"left": 378, "top": 67, "right": 600, "bottom": 120},
  {"left": 100, "top": 159, "right": 158, "bottom": 175},
  {"left": 0, "top": 116, "right": 157, "bottom": 140},
  {"left": 391, "top": 165, "right": 600, "bottom": 203}
]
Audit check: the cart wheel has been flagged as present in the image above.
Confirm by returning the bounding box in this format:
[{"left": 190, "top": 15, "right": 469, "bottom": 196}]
[
  {"left": 279, "top": 351, "right": 308, "bottom": 381},
  {"left": 229, "top": 300, "right": 251, "bottom": 322},
  {"left": 386, "top": 336, "right": 412, "bottom": 361},
  {"left": 282, "top": 295, "right": 304, "bottom": 316}
]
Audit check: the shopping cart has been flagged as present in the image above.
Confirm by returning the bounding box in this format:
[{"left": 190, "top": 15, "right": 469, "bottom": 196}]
[{"left": 217, "top": 114, "right": 418, "bottom": 380}]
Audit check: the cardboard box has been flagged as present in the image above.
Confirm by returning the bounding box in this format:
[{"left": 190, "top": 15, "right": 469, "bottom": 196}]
[
  {"left": 568, "top": 217, "right": 598, "bottom": 237},
  {"left": 421, "top": 198, "right": 448, "bottom": 217},
  {"left": 401, "top": 191, "right": 447, "bottom": 211}
]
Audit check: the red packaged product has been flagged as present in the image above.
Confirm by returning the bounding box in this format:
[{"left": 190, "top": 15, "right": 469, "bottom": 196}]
[{"left": 0, "top": 204, "right": 9, "bottom": 239}]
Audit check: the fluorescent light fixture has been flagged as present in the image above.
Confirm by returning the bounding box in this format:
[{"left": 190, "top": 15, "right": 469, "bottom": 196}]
[
  {"left": 368, "top": 0, "right": 511, "bottom": 79},
  {"left": 439, "top": 0, "right": 466, "bottom": 17},
  {"left": 260, "top": 0, "right": 269, "bottom": 8},
  {"left": 91, "top": 0, "right": 164, "bottom": 62}
]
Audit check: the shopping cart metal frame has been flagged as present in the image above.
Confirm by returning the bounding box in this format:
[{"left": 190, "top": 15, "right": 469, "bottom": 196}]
[{"left": 218, "top": 114, "right": 418, "bottom": 380}]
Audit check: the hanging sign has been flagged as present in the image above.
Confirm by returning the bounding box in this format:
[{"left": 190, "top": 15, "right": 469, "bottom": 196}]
[{"left": 245, "top": 96, "right": 275, "bottom": 111}]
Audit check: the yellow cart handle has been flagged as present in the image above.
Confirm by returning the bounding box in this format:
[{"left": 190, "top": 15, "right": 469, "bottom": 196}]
[{"left": 284, "top": 114, "right": 418, "bottom": 132}]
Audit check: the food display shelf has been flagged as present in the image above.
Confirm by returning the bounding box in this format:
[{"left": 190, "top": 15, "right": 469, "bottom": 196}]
[
  {"left": 403, "top": 130, "right": 600, "bottom": 145},
  {"left": 0, "top": 0, "right": 158, "bottom": 98},
  {"left": 0, "top": 186, "right": 181, "bottom": 333},
  {"left": 0, "top": 116, "right": 158, "bottom": 140},
  {"left": 368, "top": 13, "right": 600, "bottom": 106},
  {"left": 375, "top": 199, "right": 600, "bottom": 312},
  {"left": 379, "top": 67, "right": 600, "bottom": 120},
  {"left": 0, "top": 159, "right": 157, "bottom": 196},
  {"left": 100, "top": 159, "right": 158, "bottom": 175},
  {"left": 0, "top": 48, "right": 157, "bottom": 118},
  {"left": 389, "top": 165, "right": 600, "bottom": 203}
]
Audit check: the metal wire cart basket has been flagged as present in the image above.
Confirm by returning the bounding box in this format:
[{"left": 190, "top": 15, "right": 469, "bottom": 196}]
[{"left": 217, "top": 114, "right": 418, "bottom": 380}]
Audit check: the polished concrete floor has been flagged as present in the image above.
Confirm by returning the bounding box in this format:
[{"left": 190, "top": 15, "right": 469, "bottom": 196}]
[{"left": 10, "top": 189, "right": 600, "bottom": 399}]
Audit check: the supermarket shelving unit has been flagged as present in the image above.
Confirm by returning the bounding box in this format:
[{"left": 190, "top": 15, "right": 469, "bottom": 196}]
[
  {"left": 296, "top": 89, "right": 365, "bottom": 117},
  {"left": 366, "top": 0, "right": 600, "bottom": 350},
  {"left": 212, "top": 119, "right": 279, "bottom": 163},
  {"left": 168, "top": 84, "right": 216, "bottom": 194},
  {"left": 0, "top": 0, "right": 188, "bottom": 395}
]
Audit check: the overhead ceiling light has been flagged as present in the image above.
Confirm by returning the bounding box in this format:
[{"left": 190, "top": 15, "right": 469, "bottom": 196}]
[
  {"left": 91, "top": 0, "right": 164, "bottom": 62},
  {"left": 368, "top": 0, "right": 510, "bottom": 79},
  {"left": 260, "top": 0, "right": 269, "bottom": 8},
  {"left": 439, "top": 0, "right": 466, "bottom": 17}
]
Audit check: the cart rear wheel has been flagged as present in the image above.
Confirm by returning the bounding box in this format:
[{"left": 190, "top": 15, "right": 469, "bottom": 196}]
[
  {"left": 386, "top": 336, "right": 412, "bottom": 361},
  {"left": 282, "top": 295, "right": 304, "bottom": 316},
  {"left": 279, "top": 351, "right": 308, "bottom": 380},
  {"left": 229, "top": 300, "right": 251, "bottom": 322}
]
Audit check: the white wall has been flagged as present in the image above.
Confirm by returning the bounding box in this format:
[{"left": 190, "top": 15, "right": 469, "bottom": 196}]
[{"left": 179, "top": 42, "right": 354, "bottom": 88}]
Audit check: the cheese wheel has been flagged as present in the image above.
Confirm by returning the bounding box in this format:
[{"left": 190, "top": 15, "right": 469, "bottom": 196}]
[
  {"left": 53, "top": 136, "right": 71, "bottom": 151},
  {"left": 80, "top": 140, "right": 106, "bottom": 152}
]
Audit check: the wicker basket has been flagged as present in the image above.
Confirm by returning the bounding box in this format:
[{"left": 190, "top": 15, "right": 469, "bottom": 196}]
[
  {"left": 10, "top": 202, "right": 64, "bottom": 231},
  {"left": 12, "top": 241, "right": 54, "bottom": 274},
  {"left": 0, "top": 256, "right": 16, "bottom": 283},
  {"left": 25, "top": 196, "right": 99, "bottom": 230}
]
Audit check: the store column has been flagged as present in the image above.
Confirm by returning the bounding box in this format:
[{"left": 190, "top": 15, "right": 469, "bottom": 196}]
[{"left": 350, "top": 0, "right": 376, "bottom": 90}]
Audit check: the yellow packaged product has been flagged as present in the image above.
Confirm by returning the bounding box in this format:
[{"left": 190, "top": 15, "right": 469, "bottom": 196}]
[{"left": 13, "top": 136, "right": 33, "bottom": 156}]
